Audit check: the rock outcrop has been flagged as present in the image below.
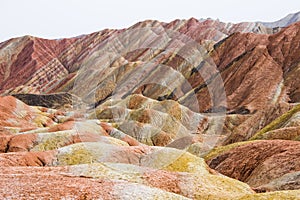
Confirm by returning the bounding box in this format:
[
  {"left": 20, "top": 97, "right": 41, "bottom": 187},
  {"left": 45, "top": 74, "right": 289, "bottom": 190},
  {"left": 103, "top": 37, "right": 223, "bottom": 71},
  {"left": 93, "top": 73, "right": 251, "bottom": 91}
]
[
  {"left": 207, "top": 140, "right": 300, "bottom": 191},
  {"left": 12, "top": 93, "right": 82, "bottom": 109}
]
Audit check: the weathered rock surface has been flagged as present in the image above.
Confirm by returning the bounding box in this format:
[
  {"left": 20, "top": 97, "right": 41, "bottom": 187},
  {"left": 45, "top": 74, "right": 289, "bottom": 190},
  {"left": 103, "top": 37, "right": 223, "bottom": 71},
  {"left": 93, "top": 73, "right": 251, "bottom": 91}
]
[
  {"left": 1, "top": 14, "right": 300, "bottom": 199},
  {"left": 0, "top": 166, "right": 189, "bottom": 200},
  {"left": 250, "top": 104, "right": 300, "bottom": 141},
  {"left": 207, "top": 140, "right": 300, "bottom": 191},
  {"left": 12, "top": 93, "right": 82, "bottom": 109},
  {"left": 91, "top": 94, "right": 209, "bottom": 148},
  {"left": 0, "top": 96, "right": 55, "bottom": 133},
  {"left": 1, "top": 18, "right": 299, "bottom": 115},
  {"left": 0, "top": 18, "right": 270, "bottom": 111}
]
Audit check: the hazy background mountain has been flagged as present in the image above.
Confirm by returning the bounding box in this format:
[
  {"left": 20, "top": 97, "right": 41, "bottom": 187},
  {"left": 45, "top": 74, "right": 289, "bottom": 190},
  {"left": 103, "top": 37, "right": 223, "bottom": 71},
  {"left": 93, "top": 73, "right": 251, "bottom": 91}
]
[{"left": 261, "top": 11, "right": 300, "bottom": 28}]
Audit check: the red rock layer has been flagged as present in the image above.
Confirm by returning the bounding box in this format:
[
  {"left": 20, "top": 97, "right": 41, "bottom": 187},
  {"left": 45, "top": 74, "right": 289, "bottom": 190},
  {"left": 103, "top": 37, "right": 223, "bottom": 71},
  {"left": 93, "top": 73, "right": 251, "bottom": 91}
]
[{"left": 207, "top": 140, "right": 300, "bottom": 191}]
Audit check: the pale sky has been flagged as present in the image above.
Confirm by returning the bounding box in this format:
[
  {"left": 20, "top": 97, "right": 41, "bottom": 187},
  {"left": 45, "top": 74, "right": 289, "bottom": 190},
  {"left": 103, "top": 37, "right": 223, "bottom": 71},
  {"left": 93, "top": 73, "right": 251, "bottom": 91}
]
[{"left": 1, "top": 0, "right": 300, "bottom": 42}]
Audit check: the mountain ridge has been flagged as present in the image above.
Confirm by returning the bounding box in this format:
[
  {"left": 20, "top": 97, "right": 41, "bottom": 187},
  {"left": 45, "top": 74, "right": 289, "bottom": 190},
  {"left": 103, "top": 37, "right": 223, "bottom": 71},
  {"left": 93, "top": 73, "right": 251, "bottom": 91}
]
[
  {"left": 1, "top": 12, "right": 300, "bottom": 199},
  {"left": 261, "top": 11, "right": 300, "bottom": 28}
]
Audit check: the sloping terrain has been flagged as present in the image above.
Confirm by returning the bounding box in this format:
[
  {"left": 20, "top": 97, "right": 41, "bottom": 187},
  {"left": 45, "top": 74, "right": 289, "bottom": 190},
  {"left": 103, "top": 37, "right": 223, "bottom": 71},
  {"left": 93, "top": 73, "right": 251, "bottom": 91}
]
[
  {"left": 261, "top": 11, "right": 300, "bottom": 28},
  {"left": 1, "top": 16, "right": 300, "bottom": 199}
]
